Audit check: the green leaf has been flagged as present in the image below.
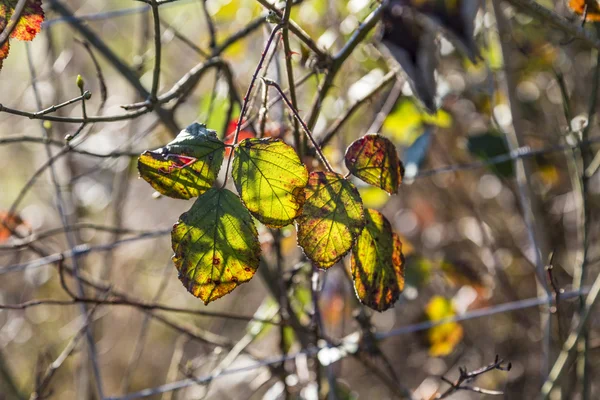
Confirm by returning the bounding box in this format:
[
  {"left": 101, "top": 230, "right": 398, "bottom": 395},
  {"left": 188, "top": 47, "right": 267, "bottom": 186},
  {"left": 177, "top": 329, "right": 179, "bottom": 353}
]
[
  {"left": 345, "top": 134, "right": 404, "bottom": 194},
  {"left": 383, "top": 99, "right": 451, "bottom": 146},
  {"left": 297, "top": 171, "right": 365, "bottom": 269},
  {"left": 351, "top": 209, "right": 405, "bottom": 312},
  {"left": 138, "top": 123, "right": 225, "bottom": 199},
  {"left": 172, "top": 188, "right": 261, "bottom": 304},
  {"left": 232, "top": 138, "right": 308, "bottom": 228},
  {"left": 467, "top": 131, "right": 514, "bottom": 178}
]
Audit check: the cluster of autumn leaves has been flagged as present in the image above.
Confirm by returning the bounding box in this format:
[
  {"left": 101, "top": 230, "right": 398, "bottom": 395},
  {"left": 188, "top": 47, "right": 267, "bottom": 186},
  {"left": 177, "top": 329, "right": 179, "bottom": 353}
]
[
  {"left": 0, "top": 0, "right": 44, "bottom": 70},
  {"left": 138, "top": 123, "right": 406, "bottom": 311}
]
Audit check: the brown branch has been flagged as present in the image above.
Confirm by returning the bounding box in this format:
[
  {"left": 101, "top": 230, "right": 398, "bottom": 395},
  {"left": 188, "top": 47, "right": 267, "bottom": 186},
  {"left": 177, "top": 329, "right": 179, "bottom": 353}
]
[{"left": 436, "top": 356, "right": 511, "bottom": 399}]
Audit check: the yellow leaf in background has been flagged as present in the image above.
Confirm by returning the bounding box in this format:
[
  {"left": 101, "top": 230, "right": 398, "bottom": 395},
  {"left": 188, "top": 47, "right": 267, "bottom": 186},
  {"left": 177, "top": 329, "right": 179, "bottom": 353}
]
[
  {"left": 537, "top": 164, "right": 560, "bottom": 188},
  {"left": 425, "top": 296, "right": 463, "bottom": 357},
  {"left": 382, "top": 99, "right": 451, "bottom": 146},
  {"left": 358, "top": 186, "right": 389, "bottom": 209},
  {"left": 481, "top": 30, "right": 503, "bottom": 70}
]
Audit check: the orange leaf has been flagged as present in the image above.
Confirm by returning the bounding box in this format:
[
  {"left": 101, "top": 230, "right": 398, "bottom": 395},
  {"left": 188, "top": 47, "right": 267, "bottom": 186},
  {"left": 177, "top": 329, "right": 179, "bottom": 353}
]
[
  {"left": 0, "top": 40, "right": 9, "bottom": 69},
  {"left": 0, "top": 1, "right": 44, "bottom": 71},
  {"left": 569, "top": 0, "right": 600, "bottom": 21},
  {"left": 224, "top": 119, "right": 255, "bottom": 156},
  {"left": 0, "top": 0, "right": 45, "bottom": 40},
  {"left": 0, "top": 211, "right": 26, "bottom": 243}
]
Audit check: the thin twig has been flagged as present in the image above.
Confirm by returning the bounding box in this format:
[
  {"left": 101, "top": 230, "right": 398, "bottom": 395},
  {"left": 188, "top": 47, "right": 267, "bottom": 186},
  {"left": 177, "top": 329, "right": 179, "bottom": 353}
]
[
  {"left": 541, "top": 269, "right": 600, "bottom": 397},
  {"left": 436, "top": 356, "right": 511, "bottom": 399},
  {"left": 504, "top": 0, "right": 600, "bottom": 50},
  {"left": 221, "top": 24, "right": 283, "bottom": 185},
  {"left": 263, "top": 78, "right": 334, "bottom": 172},
  {"left": 280, "top": 0, "right": 302, "bottom": 154}
]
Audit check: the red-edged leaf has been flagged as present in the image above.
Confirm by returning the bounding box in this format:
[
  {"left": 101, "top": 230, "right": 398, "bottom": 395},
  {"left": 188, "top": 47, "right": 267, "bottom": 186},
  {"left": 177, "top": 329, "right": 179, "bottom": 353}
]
[
  {"left": 137, "top": 123, "right": 225, "bottom": 199},
  {"left": 11, "top": 0, "right": 44, "bottom": 41},
  {"left": 0, "top": 1, "right": 44, "bottom": 70},
  {"left": 345, "top": 134, "right": 404, "bottom": 194},
  {"left": 0, "top": 0, "right": 45, "bottom": 41},
  {"left": 297, "top": 172, "right": 365, "bottom": 269},
  {"left": 0, "top": 40, "right": 9, "bottom": 69},
  {"left": 351, "top": 209, "right": 405, "bottom": 312}
]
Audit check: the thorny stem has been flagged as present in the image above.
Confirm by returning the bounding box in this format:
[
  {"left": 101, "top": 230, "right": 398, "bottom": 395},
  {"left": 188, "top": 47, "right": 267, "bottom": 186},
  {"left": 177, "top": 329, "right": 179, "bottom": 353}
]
[
  {"left": 281, "top": 0, "right": 302, "bottom": 155},
  {"left": 221, "top": 24, "right": 283, "bottom": 187},
  {"left": 262, "top": 78, "right": 334, "bottom": 172},
  {"left": 305, "top": 4, "right": 384, "bottom": 133}
]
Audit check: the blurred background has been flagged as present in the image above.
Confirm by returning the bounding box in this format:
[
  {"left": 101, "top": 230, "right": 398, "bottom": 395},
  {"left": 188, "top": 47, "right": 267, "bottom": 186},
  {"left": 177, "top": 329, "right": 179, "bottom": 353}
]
[{"left": 1, "top": 0, "right": 599, "bottom": 399}]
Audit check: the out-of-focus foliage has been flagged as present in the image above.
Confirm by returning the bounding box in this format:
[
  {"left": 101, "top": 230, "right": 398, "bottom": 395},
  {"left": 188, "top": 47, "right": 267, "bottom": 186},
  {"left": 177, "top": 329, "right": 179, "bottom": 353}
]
[{"left": 425, "top": 296, "right": 464, "bottom": 357}]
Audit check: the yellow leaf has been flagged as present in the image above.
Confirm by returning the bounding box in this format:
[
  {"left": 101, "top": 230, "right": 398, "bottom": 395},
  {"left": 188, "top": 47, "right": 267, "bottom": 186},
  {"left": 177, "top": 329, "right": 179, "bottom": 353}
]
[{"left": 425, "top": 296, "right": 463, "bottom": 356}]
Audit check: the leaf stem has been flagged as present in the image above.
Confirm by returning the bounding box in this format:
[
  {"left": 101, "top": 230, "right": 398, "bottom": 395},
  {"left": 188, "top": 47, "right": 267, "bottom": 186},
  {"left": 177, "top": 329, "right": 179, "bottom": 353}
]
[
  {"left": 221, "top": 24, "right": 283, "bottom": 187},
  {"left": 262, "top": 78, "right": 334, "bottom": 172},
  {"left": 281, "top": 0, "right": 302, "bottom": 155}
]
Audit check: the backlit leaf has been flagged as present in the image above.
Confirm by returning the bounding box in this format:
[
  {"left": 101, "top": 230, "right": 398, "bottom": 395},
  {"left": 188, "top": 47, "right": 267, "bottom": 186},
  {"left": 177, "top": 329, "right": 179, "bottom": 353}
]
[
  {"left": 297, "top": 171, "right": 365, "bottom": 269},
  {"left": 138, "top": 123, "right": 225, "bottom": 200},
  {"left": 358, "top": 186, "right": 389, "bottom": 209},
  {"left": 232, "top": 138, "right": 308, "bottom": 228},
  {"left": 0, "top": 0, "right": 44, "bottom": 40},
  {"left": 0, "top": 0, "right": 44, "bottom": 70},
  {"left": 0, "top": 41, "right": 8, "bottom": 70},
  {"left": 345, "top": 134, "right": 404, "bottom": 194},
  {"left": 172, "top": 188, "right": 261, "bottom": 304},
  {"left": 351, "top": 209, "right": 405, "bottom": 312}
]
